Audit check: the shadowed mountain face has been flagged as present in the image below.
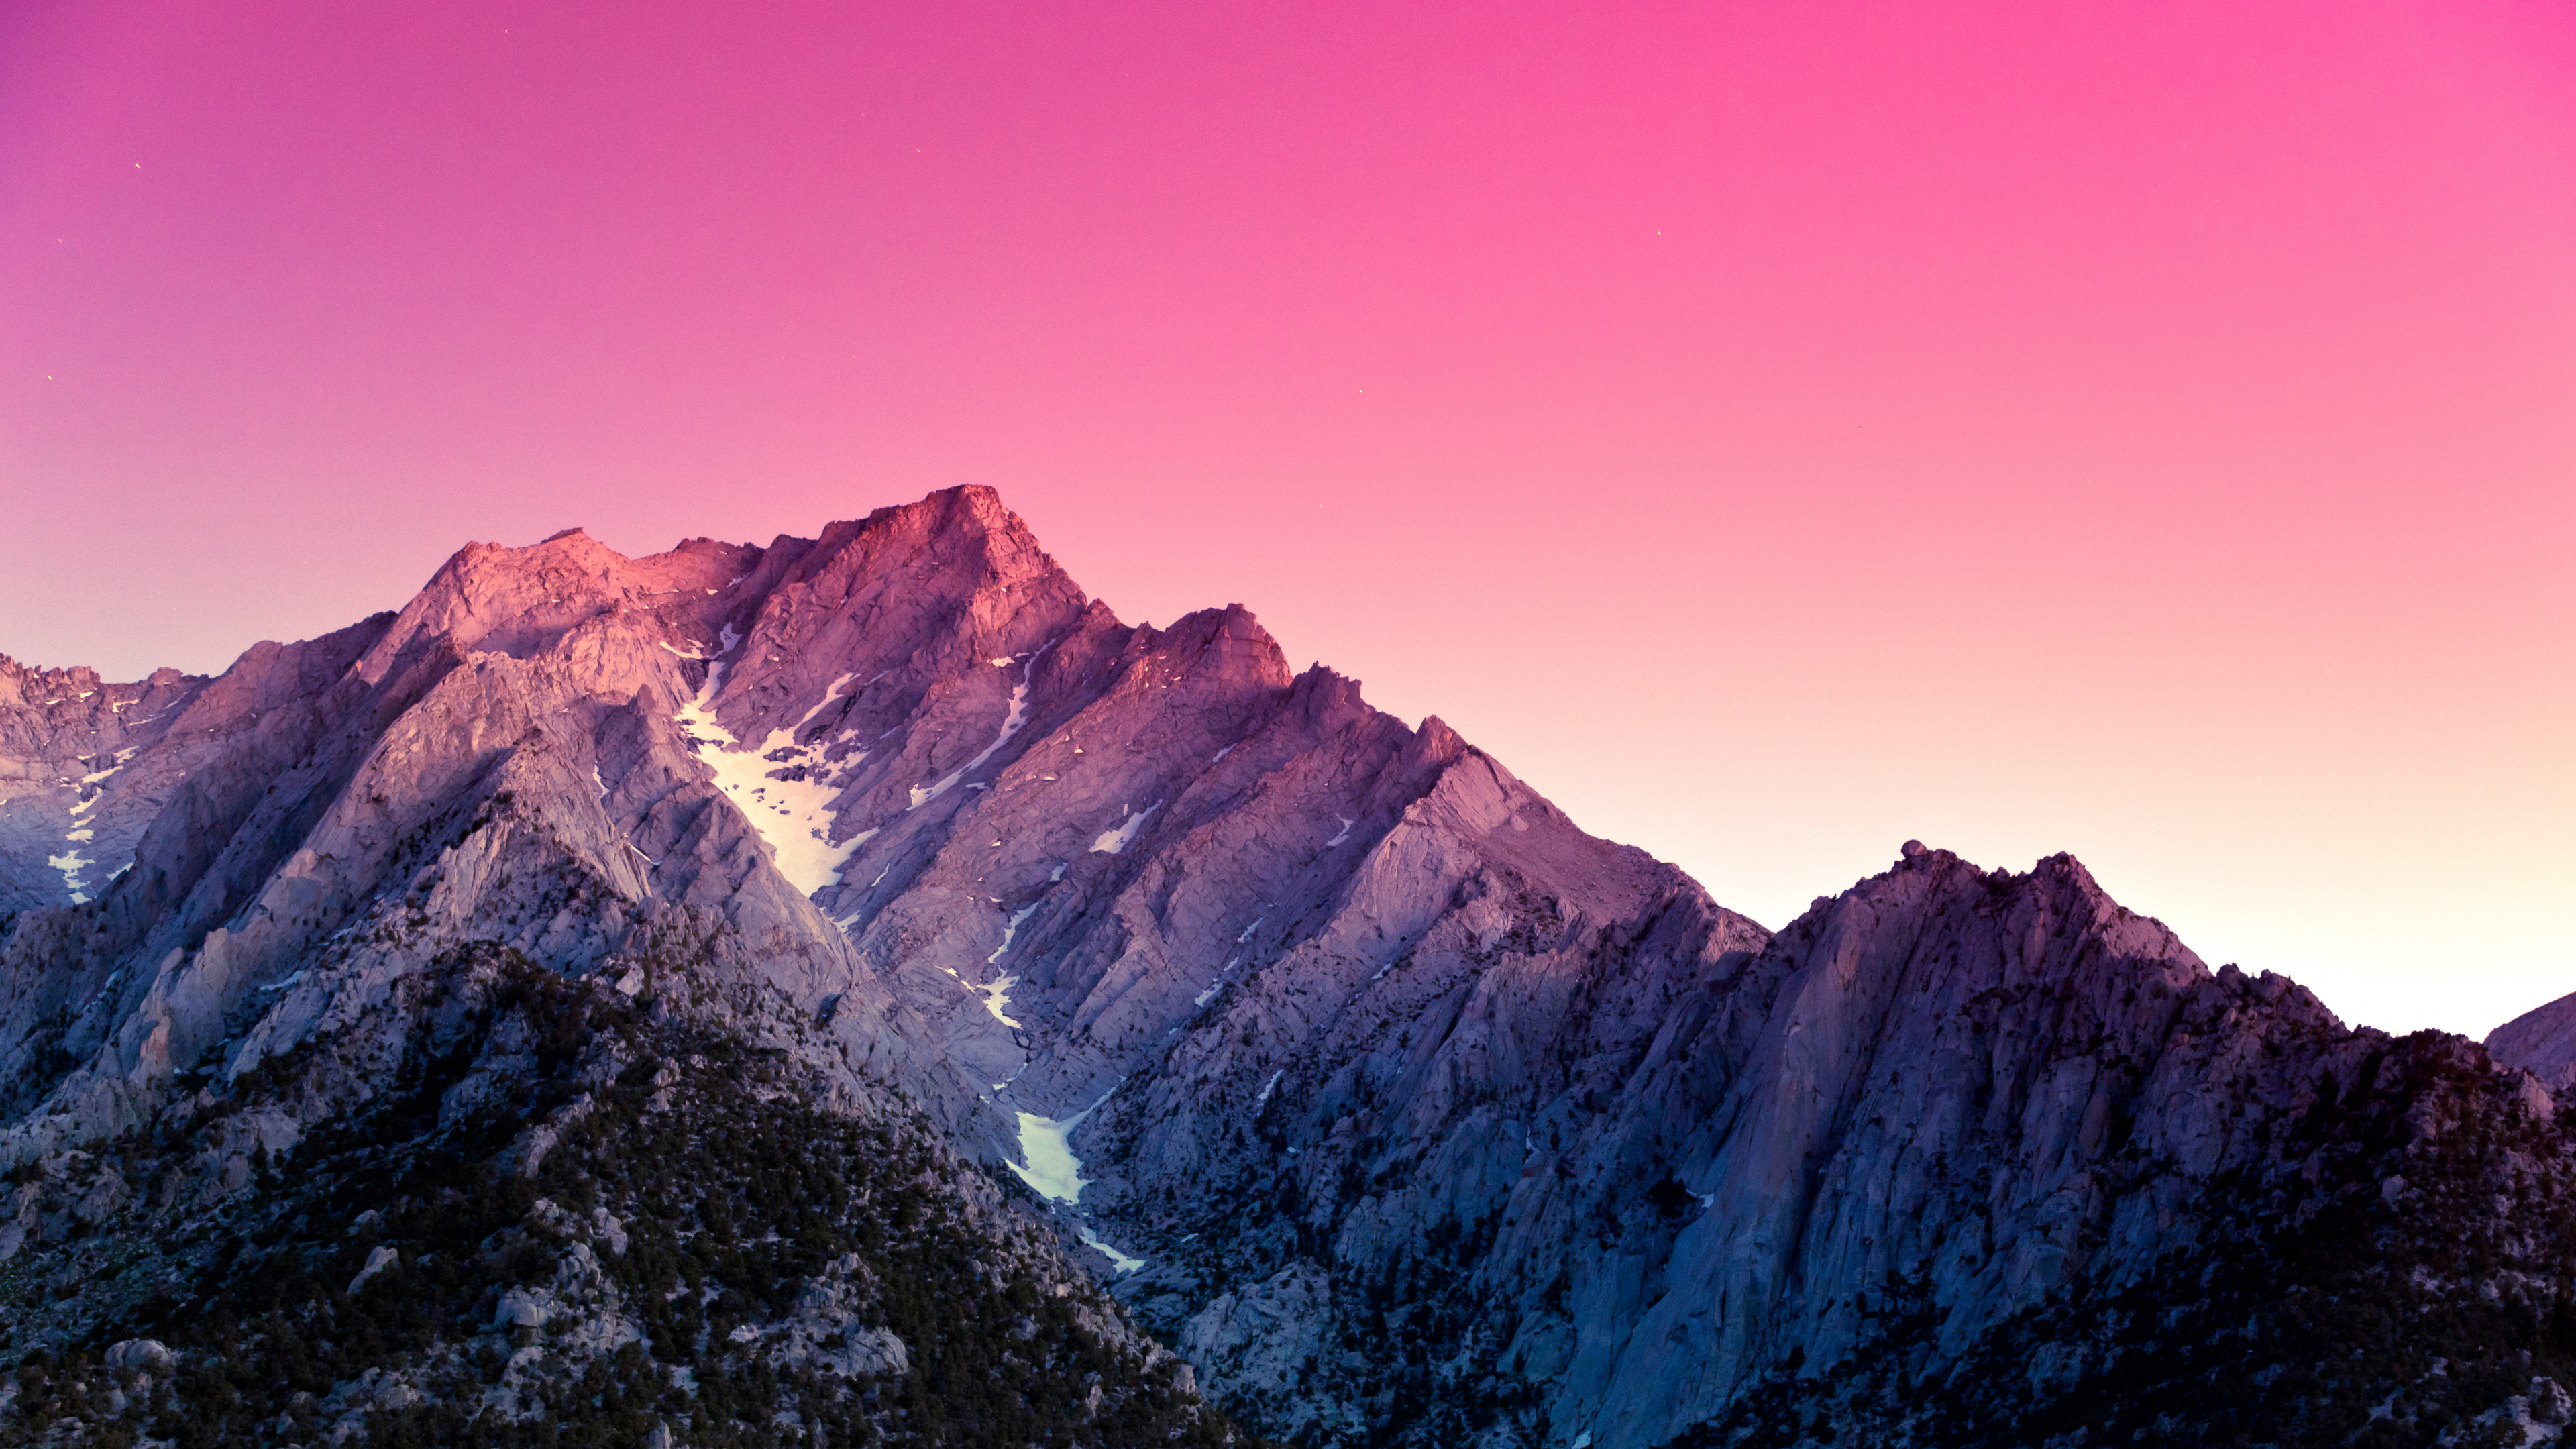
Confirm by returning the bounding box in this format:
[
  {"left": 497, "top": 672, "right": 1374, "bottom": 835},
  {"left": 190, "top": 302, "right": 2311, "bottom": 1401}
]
[{"left": 0, "top": 486, "right": 2569, "bottom": 1448}]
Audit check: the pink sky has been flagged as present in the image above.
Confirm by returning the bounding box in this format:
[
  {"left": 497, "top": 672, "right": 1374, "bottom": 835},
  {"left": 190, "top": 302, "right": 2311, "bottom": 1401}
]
[{"left": 3, "top": 1, "right": 2570, "bottom": 1037}]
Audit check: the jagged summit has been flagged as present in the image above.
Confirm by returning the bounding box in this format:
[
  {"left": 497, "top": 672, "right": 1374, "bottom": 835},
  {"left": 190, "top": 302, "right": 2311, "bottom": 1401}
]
[
  {"left": 0, "top": 485, "right": 2569, "bottom": 1448},
  {"left": 0, "top": 485, "right": 1542, "bottom": 1155}
]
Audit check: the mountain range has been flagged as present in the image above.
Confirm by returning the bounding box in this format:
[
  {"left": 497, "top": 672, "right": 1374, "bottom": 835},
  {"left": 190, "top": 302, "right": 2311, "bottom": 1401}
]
[{"left": 0, "top": 486, "right": 2569, "bottom": 1449}]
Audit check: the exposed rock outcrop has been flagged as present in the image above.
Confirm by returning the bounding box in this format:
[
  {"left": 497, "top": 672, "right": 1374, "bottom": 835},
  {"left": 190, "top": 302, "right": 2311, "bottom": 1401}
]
[
  {"left": 0, "top": 485, "right": 2567, "bottom": 1448},
  {"left": 2489, "top": 990, "right": 2576, "bottom": 1090}
]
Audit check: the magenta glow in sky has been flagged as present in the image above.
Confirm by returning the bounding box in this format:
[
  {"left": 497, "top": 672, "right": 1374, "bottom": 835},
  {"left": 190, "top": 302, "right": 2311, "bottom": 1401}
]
[{"left": 3, "top": 1, "right": 2570, "bottom": 1037}]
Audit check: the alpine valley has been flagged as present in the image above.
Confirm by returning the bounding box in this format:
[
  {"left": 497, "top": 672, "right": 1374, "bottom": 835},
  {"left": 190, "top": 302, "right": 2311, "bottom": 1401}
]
[{"left": 1, "top": 486, "right": 2571, "bottom": 1449}]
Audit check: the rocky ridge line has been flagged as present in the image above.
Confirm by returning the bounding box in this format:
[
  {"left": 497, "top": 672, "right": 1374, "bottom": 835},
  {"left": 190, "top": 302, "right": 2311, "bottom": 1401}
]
[{"left": 0, "top": 486, "right": 2568, "bottom": 1449}]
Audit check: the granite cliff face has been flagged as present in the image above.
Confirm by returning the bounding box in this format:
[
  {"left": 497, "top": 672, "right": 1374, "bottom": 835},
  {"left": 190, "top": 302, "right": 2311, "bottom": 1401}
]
[
  {"left": 2489, "top": 994, "right": 2576, "bottom": 1091},
  {"left": 0, "top": 486, "right": 2567, "bottom": 1448}
]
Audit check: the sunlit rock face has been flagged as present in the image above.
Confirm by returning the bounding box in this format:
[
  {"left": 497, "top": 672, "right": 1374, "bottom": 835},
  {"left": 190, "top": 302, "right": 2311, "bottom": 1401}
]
[
  {"left": 3, "top": 485, "right": 2572, "bottom": 1448},
  {"left": 0, "top": 484, "right": 1598, "bottom": 1239},
  {"left": 2490, "top": 991, "right": 2576, "bottom": 1089}
]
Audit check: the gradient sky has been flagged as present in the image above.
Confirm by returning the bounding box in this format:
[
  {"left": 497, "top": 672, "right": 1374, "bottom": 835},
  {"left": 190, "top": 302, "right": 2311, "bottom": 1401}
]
[{"left": 3, "top": 1, "right": 2570, "bottom": 1039}]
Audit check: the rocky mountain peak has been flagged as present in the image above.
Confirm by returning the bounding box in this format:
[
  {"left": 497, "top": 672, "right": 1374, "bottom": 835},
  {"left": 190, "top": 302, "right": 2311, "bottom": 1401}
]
[{"left": 0, "top": 486, "right": 2569, "bottom": 1449}]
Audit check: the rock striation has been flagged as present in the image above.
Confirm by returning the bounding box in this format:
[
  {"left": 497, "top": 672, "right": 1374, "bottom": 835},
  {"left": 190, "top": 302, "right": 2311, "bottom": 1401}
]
[{"left": 0, "top": 484, "right": 2569, "bottom": 1448}]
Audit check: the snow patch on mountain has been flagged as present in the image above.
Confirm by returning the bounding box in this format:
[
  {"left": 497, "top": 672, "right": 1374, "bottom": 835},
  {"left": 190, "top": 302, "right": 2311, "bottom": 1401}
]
[
  {"left": 1010, "top": 1108, "right": 1095, "bottom": 1204},
  {"left": 1078, "top": 1223, "right": 1146, "bottom": 1275},
  {"left": 974, "top": 903, "right": 1041, "bottom": 1026},
  {"left": 46, "top": 747, "right": 139, "bottom": 903},
  {"left": 1089, "top": 802, "right": 1160, "bottom": 855},
  {"left": 47, "top": 847, "right": 94, "bottom": 904},
  {"left": 676, "top": 663, "right": 868, "bottom": 895},
  {"left": 1195, "top": 957, "right": 1240, "bottom": 1010},
  {"left": 911, "top": 647, "right": 1047, "bottom": 810}
]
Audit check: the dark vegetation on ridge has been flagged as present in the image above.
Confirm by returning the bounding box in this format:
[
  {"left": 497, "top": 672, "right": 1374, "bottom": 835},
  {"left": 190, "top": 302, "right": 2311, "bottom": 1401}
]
[
  {"left": 0, "top": 948, "right": 1240, "bottom": 1448},
  {"left": 1672, "top": 1032, "right": 2576, "bottom": 1448}
]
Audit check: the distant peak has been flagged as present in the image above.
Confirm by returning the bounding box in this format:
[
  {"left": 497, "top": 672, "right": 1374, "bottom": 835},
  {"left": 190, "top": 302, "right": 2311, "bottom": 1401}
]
[{"left": 541, "top": 526, "right": 588, "bottom": 543}]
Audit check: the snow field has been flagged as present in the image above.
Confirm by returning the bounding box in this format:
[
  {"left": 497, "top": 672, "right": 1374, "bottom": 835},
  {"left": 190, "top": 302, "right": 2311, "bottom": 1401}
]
[
  {"left": 1008, "top": 1109, "right": 1095, "bottom": 1204},
  {"left": 677, "top": 665, "right": 871, "bottom": 895},
  {"left": 1006, "top": 1097, "right": 1148, "bottom": 1273}
]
